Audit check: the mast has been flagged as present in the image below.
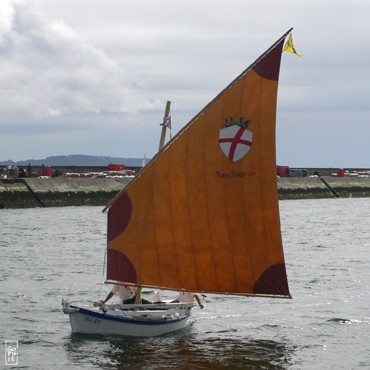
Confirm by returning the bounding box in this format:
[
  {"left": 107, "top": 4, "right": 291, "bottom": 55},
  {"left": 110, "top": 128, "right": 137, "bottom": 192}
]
[
  {"left": 158, "top": 101, "right": 171, "bottom": 151},
  {"left": 102, "top": 101, "right": 172, "bottom": 213}
]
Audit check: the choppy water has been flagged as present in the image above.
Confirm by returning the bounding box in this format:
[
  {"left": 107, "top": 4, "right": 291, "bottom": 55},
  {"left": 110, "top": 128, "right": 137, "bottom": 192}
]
[{"left": 0, "top": 198, "right": 369, "bottom": 369}]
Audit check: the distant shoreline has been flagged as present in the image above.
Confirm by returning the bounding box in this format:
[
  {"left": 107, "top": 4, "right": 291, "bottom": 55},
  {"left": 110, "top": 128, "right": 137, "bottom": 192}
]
[{"left": 0, "top": 155, "right": 146, "bottom": 167}]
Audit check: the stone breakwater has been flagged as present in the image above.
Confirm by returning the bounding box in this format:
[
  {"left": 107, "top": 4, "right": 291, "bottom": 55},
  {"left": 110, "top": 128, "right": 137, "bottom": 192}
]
[
  {"left": 1, "top": 176, "right": 370, "bottom": 209},
  {"left": 0, "top": 178, "right": 131, "bottom": 209},
  {"left": 278, "top": 176, "right": 370, "bottom": 200}
]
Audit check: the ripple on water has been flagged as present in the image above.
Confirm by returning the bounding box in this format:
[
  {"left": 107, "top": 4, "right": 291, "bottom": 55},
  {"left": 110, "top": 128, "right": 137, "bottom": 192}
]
[{"left": 1, "top": 201, "right": 370, "bottom": 369}]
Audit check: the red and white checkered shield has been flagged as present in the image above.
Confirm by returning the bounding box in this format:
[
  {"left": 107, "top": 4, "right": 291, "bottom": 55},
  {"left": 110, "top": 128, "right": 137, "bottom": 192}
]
[{"left": 219, "top": 125, "right": 253, "bottom": 162}]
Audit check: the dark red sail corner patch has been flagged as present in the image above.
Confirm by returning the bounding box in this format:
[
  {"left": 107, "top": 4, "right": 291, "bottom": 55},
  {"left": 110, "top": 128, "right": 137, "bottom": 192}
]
[
  {"left": 108, "top": 192, "right": 132, "bottom": 242},
  {"left": 107, "top": 249, "right": 137, "bottom": 283},
  {"left": 253, "top": 263, "right": 290, "bottom": 296},
  {"left": 253, "top": 39, "right": 284, "bottom": 81}
]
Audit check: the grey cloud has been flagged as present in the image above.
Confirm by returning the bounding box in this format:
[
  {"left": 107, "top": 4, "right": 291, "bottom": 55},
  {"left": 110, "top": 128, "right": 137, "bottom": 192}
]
[{"left": 0, "top": 1, "right": 153, "bottom": 119}]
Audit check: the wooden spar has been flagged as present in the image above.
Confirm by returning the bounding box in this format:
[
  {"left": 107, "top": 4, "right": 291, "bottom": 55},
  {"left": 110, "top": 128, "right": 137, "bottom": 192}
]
[
  {"left": 158, "top": 101, "right": 171, "bottom": 151},
  {"left": 135, "top": 287, "right": 142, "bottom": 304},
  {"left": 102, "top": 101, "right": 172, "bottom": 214}
]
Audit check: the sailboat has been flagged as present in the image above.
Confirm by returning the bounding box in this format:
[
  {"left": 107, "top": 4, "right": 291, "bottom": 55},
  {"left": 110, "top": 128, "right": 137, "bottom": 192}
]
[{"left": 63, "top": 29, "right": 292, "bottom": 337}]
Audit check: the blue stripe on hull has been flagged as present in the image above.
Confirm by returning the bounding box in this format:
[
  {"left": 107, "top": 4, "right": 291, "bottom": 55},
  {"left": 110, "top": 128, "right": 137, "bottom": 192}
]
[{"left": 73, "top": 306, "right": 190, "bottom": 326}]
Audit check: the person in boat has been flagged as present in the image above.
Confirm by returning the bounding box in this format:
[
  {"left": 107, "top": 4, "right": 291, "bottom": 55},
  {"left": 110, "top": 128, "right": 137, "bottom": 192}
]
[
  {"left": 96, "top": 284, "right": 152, "bottom": 305},
  {"left": 177, "top": 291, "right": 204, "bottom": 309}
]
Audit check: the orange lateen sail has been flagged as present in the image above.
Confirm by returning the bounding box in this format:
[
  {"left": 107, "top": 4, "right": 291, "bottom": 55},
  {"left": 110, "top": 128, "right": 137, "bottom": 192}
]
[{"left": 106, "top": 29, "right": 292, "bottom": 298}]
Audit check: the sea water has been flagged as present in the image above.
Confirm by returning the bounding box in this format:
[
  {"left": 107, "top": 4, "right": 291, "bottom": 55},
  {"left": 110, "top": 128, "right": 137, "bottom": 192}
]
[{"left": 0, "top": 198, "right": 369, "bottom": 369}]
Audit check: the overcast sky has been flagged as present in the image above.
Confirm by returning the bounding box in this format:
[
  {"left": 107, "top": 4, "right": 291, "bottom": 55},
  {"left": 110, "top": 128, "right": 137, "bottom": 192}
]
[{"left": 0, "top": 0, "right": 369, "bottom": 167}]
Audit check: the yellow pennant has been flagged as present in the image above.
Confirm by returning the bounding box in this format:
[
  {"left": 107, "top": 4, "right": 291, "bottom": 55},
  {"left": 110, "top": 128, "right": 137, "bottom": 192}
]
[{"left": 283, "top": 34, "right": 303, "bottom": 57}]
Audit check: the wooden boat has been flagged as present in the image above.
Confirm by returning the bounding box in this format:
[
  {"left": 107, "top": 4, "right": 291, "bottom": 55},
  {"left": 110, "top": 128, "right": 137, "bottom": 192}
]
[
  {"left": 63, "top": 28, "right": 292, "bottom": 337},
  {"left": 63, "top": 301, "right": 194, "bottom": 337}
]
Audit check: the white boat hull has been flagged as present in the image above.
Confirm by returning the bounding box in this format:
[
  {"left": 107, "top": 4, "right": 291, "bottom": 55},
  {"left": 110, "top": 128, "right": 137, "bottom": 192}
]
[{"left": 63, "top": 302, "right": 194, "bottom": 337}]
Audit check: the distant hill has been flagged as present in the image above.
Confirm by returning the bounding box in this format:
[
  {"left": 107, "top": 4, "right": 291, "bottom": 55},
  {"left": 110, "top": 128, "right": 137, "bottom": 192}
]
[{"left": 0, "top": 155, "right": 148, "bottom": 167}]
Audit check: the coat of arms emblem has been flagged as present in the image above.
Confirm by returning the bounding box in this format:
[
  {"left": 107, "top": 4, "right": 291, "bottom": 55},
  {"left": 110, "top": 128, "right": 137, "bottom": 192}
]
[{"left": 219, "top": 117, "right": 252, "bottom": 162}]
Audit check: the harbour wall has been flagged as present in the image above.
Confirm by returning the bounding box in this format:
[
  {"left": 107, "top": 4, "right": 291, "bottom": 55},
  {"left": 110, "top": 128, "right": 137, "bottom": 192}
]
[
  {"left": 277, "top": 177, "right": 370, "bottom": 200},
  {"left": 1, "top": 176, "right": 370, "bottom": 209},
  {"left": 0, "top": 178, "right": 131, "bottom": 209}
]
